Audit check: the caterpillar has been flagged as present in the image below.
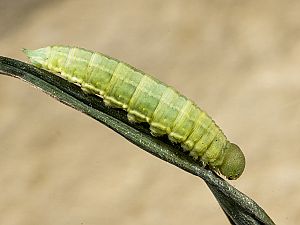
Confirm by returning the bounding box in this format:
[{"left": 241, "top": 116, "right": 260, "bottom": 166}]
[{"left": 23, "top": 45, "right": 245, "bottom": 180}]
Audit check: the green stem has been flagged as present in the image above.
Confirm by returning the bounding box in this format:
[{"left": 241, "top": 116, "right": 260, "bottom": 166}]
[{"left": 0, "top": 56, "right": 275, "bottom": 225}]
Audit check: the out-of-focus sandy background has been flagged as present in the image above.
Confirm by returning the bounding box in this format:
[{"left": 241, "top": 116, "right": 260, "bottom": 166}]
[{"left": 0, "top": 0, "right": 299, "bottom": 224}]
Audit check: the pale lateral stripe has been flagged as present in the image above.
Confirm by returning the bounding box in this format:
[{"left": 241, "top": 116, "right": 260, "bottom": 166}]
[
  {"left": 170, "top": 100, "right": 193, "bottom": 131},
  {"left": 86, "top": 52, "right": 98, "bottom": 83},
  {"left": 64, "top": 47, "right": 77, "bottom": 68},
  {"left": 151, "top": 86, "right": 175, "bottom": 123},
  {"left": 127, "top": 75, "right": 148, "bottom": 110},
  {"left": 103, "top": 62, "right": 123, "bottom": 97},
  {"left": 194, "top": 121, "right": 215, "bottom": 154},
  {"left": 183, "top": 110, "right": 205, "bottom": 149}
]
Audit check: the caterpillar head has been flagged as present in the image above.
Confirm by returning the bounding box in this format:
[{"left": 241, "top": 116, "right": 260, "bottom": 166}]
[
  {"left": 23, "top": 47, "right": 51, "bottom": 68},
  {"left": 219, "top": 143, "right": 245, "bottom": 180}
]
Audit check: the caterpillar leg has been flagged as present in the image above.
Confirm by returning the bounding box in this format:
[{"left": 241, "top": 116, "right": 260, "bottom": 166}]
[
  {"left": 189, "top": 150, "right": 199, "bottom": 159},
  {"left": 104, "top": 99, "right": 113, "bottom": 107},
  {"left": 149, "top": 125, "right": 166, "bottom": 137},
  {"left": 127, "top": 113, "right": 137, "bottom": 123}
]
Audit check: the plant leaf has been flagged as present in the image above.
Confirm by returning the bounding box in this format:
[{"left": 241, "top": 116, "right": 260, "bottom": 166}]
[{"left": 0, "top": 56, "right": 275, "bottom": 225}]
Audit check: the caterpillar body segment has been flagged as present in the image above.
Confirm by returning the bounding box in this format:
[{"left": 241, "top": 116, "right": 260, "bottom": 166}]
[{"left": 23, "top": 45, "right": 245, "bottom": 180}]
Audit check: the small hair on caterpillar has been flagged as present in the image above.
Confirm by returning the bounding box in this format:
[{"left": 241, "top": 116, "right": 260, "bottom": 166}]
[{"left": 23, "top": 45, "right": 245, "bottom": 180}]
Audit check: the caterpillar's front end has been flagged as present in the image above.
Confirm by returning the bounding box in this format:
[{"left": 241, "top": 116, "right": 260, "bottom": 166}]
[{"left": 218, "top": 143, "right": 245, "bottom": 180}]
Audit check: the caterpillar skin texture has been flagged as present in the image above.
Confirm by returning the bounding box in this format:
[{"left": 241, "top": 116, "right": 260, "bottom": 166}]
[{"left": 23, "top": 46, "right": 245, "bottom": 180}]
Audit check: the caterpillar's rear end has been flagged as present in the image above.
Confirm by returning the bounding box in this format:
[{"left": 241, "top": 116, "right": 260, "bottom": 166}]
[{"left": 23, "top": 45, "right": 245, "bottom": 180}]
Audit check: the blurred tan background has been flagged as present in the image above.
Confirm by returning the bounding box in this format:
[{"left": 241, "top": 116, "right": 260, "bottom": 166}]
[{"left": 0, "top": 0, "right": 299, "bottom": 224}]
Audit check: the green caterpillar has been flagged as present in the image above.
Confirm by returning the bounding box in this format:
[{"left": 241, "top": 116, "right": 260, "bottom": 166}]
[{"left": 23, "top": 45, "right": 245, "bottom": 180}]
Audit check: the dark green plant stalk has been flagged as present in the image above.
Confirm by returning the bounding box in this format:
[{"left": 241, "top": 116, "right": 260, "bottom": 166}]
[{"left": 0, "top": 56, "right": 275, "bottom": 225}]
